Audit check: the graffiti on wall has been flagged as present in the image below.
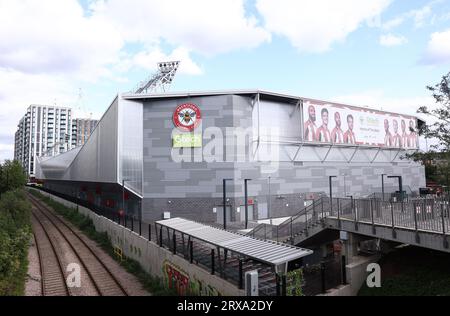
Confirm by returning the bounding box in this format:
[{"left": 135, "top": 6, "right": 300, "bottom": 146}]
[{"left": 162, "top": 260, "right": 222, "bottom": 296}]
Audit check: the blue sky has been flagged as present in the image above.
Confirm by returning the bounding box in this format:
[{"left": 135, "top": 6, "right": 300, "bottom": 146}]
[{"left": 1, "top": 0, "right": 450, "bottom": 160}]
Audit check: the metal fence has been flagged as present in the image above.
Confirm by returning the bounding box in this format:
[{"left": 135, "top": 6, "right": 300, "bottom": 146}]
[
  {"left": 251, "top": 194, "right": 450, "bottom": 245},
  {"left": 335, "top": 196, "right": 450, "bottom": 234},
  {"left": 302, "top": 255, "right": 344, "bottom": 296}
]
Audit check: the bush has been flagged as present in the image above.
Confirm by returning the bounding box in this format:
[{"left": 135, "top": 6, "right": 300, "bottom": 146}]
[{"left": 0, "top": 190, "right": 32, "bottom": 296}]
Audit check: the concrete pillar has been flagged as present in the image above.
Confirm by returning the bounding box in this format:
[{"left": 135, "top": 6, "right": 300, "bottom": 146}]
[{"left": 343, "top": 232, "right": 360, "bottom": 264}]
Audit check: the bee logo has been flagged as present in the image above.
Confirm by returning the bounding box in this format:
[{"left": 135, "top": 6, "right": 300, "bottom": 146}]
[{"left": 173, "top": 103, "right": 202, "bottom": 132}]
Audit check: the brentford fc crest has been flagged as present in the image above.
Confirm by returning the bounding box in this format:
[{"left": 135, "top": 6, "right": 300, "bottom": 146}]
[{"left": 173, "top": 103, "right": 202, "bottom": 132}]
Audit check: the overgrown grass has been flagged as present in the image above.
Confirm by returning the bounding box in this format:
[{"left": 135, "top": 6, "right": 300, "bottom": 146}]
[
  {"left": 29, "top": 189, "right": 176, "bottom": 296},
  {"left": 0, "top": 189, "right": 32, "bottom": 296}
]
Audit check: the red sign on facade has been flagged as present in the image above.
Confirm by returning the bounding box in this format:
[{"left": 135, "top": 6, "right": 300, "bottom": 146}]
[{"left": 173, "top": 103, "right": 202, "bottom": 132}]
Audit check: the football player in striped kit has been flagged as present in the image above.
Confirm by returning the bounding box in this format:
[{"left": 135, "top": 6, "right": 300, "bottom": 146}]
[
  {"left": 331, "top": 112, "right": 344, "bottom": 144},
  {"left": 315, "top": 108, "right": 331, "bottom": 142},
  {"left": 304, "top": 105, "right": 317, "bottom": 142}
]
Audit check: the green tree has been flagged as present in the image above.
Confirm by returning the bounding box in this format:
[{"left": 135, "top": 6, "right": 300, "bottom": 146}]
[
  {"left": 417, "top": 72, "right": 450, "bottom": 151},
  {"left": 0, "top": 160, "right": 27, "bottom": 194},
  {"left": 407, "top": 72, "right": 450, "bottom": 187},
  {"left": 0, "top": 190, "right": 31, "bottom": 295}
]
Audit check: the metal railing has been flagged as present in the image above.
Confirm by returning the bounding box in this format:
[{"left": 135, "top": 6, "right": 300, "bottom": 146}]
[{"left": 252, "top": 194, "right": 450, "bottom": 245}]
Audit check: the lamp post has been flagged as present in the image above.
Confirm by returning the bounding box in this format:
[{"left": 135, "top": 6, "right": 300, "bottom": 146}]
[
  {"left": 244, "top": 179, "right": 252, "bottom": 229},
  {"left": 223, "top": 179, "right": 233, "bottom": 230},
  {"left": 329, "top": 176, "right": 337, "bottom": 215},
  {"left": 387, "top": 176, "right": 403, "bottom": 201}
]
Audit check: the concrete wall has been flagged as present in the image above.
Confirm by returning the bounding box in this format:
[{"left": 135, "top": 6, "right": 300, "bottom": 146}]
[{"left": 32, "top": 189, "right": 245, "bottom": 296}]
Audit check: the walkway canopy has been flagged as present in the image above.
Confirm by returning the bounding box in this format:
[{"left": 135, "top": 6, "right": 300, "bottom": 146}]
[{"left": 156, "top": 217, "right": 313, "bottom": 272}]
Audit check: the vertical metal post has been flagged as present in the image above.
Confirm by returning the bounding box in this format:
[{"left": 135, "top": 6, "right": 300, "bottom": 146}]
[
  {"left": 222, "top": 179, "right": 230, "bottom": 230},
  {"left": 337, "top": 198, "right": 341, "bottom": 222},
  {"left": 131, "top": 216, "right": 134, "bottom": 232},
  {"left": 139, "top": 219, "right": 142, "bottom": 236},
  {"left": 381, "top": 174, "right": 385, "bottom": 201},
  {"left": 414, "top": 202, "right": 419, "bottom": 231},
  {"left": 189, "top": 241, "right": 194, "bottom": 264},
  {"left": 159, "top": 226, "right": 163, "bottom": 247},
  {"left": 268, "top": 177, "right": 272, "bottom": 219},
  {"left": 173, "top": 231, "right": 176, "bottom": 254},
  {"left": 341, "top": 256, "right": 347, "bottom": 285},
  {"left": 442, "top": 203, "right": 446, "bottom": 235},
  {"left": 122, "top": 179, "right": 125, "bottom": 221},
  {"left": 281, "top": 275, "right": 287, "bottom": 296},
  {"left": 305, "top": 207, "right": 309, "bottom": 236},
  {"left": 321, "top": 198, "right": 324, "bottom": 220},
  {"left": 238, "top": 259, "right": 243, "bottom": 289},
  {"left": 211, "top": 249, "right": 215, "bottom": 275},
  {"left": 413, "top": 202, "right": 420, "bottom": 244},
  {"left": 290, "top": 218, "right": 293, "bottom": 240},
  {"left": 276, "top": 274, "right": 281, "bottom": 296},
  {"left": 264, "top": 224, "right": 267, "bottom": 241},
  {"left": 320, "top": 262, "right": 326, "bottom": 294},
  {"left": 371, "top": 199, "right": 376, "bottom": 235},
  {"left": 124, "top": 215, "right": 127, "bottom": 228},
  {"left": 329, "top": 176, "right": 334, "bottom": 216},
  {"left": 391, "top": 202, "right": 396, "bottom": 238},
  {"left": 245, "top": 179, "right": 251, "bottom": 230},
  {"left": 441, "top": 203, "right": 448, "bottom": 249}
]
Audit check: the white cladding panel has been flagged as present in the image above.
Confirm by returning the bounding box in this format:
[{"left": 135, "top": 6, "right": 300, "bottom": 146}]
[{"left": 65, "top": 97, "right": 119, "bottom": 182}]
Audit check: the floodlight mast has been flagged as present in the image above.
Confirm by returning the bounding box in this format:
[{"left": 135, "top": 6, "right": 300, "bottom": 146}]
[{"left": 134, "top": 61, "right": 181, "bottom": 94}]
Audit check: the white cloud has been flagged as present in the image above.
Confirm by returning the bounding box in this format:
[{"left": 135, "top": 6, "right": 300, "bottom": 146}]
[
  {"left": 119, "top": 47, "right": 203, "bottom": 76},
  {"left": 0, "top": 0, "right": 271, "bottom": 160},
  {"left": 255, "top": 0, "right": 392, "bottom": 53},
  {"left": 0, "top": 68, "right": 79, "bottom": 161},
  {"left": 379, "top": 34, "right": 408, "bottom": 47},
  {"left": 90, "top": 0, "right": 271, "bottom": 56},
  {"left": 410, "top": 4, "right": 433, "bottom": 28},
  {"left": 421, "top": 29, "right": 450, "bottom": 64},
  {"left": 382, "top": 17, "right": 405, "bottom": 30},
  {"left": 0, "top": 0, "right": 123, "bottom": 80},
  {"left": 380, "top": 1, "right": 440, "bottom": 31}
]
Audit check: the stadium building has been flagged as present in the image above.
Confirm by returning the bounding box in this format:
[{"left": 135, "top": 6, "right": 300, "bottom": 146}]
[{"left": 36, "top": 89, "right": 426, "bottom": 224}]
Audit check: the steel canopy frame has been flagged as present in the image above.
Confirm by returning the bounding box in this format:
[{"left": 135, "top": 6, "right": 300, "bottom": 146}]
[
  {"left": 155, "top": 217, "right": 313, "bottom": 270},
  {"left": 252, "top": 138, "right": 412, "bottom": 164}
]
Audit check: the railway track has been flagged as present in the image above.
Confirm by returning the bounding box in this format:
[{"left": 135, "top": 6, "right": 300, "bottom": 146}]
[
  {"left": 28, "top": 193, "right": 128, "bottom": 296},
  {"left": 32, "top": 213, "right": 70, "bottom": 296}
]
